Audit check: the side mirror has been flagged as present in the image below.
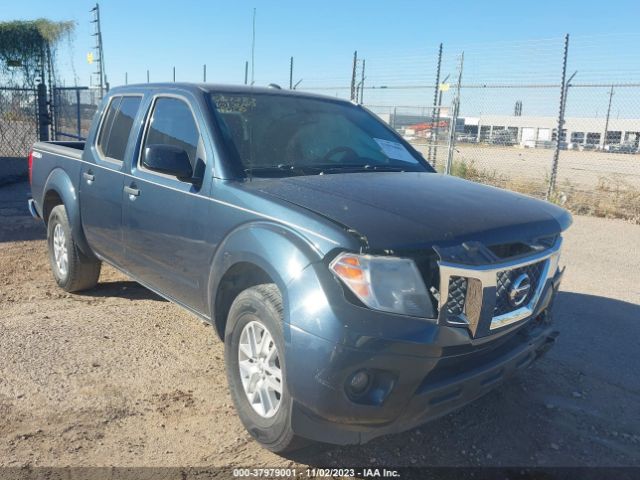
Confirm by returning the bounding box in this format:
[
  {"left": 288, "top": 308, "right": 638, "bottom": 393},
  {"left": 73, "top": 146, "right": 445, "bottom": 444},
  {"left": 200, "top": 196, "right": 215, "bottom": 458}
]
[{"left": 142, "top": 144, "right": 193, "bottom": 181}]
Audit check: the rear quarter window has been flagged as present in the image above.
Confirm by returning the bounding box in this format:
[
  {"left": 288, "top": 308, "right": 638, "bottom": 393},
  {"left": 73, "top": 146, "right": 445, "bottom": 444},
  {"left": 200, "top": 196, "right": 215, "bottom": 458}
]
[{"left": 96, "top": 95, "right": 142, "bottom": 162}]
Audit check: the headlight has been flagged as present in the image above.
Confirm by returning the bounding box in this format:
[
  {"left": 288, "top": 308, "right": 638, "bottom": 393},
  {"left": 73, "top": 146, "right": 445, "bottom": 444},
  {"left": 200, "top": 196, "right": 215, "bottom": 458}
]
[{"left": 329, "top": 252, "right": 432, "bottom": 317}]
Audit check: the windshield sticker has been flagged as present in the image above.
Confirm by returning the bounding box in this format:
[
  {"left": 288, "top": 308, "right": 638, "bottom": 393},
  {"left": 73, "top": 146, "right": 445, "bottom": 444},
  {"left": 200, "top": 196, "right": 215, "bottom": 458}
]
[{"left": 373, "top": 138, "right": 416, "bottom": 163}]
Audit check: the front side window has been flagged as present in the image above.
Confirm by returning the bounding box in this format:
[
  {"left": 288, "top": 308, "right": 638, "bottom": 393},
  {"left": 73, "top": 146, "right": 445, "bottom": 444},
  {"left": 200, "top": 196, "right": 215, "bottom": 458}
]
[
  {"left": 211, "top": 93, "right": 432, "bottom": 177},
  {"left": 142, "top": 97, "right": 200, "bottom": 169},
  {"left": 96, "top": 95, "right": 141, "bottom": 161}
]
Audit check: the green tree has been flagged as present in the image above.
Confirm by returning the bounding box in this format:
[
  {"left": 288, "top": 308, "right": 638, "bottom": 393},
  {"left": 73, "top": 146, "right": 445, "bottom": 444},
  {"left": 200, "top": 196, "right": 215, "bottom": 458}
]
[{"left": 0, "top": 19, "right": 75, "bottom": 87}]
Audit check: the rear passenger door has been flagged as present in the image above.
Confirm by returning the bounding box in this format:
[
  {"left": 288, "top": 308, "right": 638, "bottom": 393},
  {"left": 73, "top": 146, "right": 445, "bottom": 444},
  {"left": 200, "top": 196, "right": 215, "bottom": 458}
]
[
  {"left": 122, "top": 95, "right": 213, "bottom": 313},
  {"left": 80, "top": 95, "right": 142, "bottom": 266}
]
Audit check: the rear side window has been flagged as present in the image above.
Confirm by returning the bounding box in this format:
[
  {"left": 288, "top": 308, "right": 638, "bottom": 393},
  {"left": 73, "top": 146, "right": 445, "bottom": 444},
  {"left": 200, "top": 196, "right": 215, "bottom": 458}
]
[
  {"left": 96, "top": 97, "right": 121, "bottom": 156},
  {"left": 142, "top": 97, "right": 200, "bottom": 168},
  {"left": 96, "top": 95, "right": 142, "bottom": 162}
]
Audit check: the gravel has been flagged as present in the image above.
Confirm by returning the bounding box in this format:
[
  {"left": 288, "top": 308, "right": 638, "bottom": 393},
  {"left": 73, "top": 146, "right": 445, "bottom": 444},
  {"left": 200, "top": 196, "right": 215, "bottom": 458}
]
[{"left": 0, "top": 180, "right": 639, "bottom": 468}]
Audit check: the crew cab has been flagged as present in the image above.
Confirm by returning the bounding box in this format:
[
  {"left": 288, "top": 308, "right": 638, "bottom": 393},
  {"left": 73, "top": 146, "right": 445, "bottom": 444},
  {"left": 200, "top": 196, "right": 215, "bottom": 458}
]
[{"left": 28, "top": 83, "right": 571, "bottom": 452}]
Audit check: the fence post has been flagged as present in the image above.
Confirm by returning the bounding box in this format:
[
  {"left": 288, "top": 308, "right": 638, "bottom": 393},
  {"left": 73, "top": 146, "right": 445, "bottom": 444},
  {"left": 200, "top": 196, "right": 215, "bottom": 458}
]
[
  {"left": 76, "top": 88, "right": 82, "bottom": 140},
  {"left": 445, "top": 52, "right": 464, "bottom": 175},
  {"left": 36, "top": 82, "right": 50, "bottom": 142},
  {"left": 429, "top": 43, "right": 443, "bottom": 166},
  {"left": 548, "top": 34, "right": 570, "bottom": 200},
  {"left": 289, "top": 56, "right": 293, "bottom": 89},
  {"left": 350, "top": 51, "right": 358, "bottom": 101},
  {"left": 603, "top": 84, "right": 614, "bottom": 149},
  {"left": 52, "top": 88, "right": 59, "bottom": 141}
]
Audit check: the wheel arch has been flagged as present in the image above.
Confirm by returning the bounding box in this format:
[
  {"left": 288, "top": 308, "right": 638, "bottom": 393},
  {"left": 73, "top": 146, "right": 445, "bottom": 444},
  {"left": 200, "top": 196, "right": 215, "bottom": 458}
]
[
  {"left": 42, "top": 168, "right": 94, "bottom": 257},
  {"left": 208, "top": 221, "right": 325, "bottom": 340}
]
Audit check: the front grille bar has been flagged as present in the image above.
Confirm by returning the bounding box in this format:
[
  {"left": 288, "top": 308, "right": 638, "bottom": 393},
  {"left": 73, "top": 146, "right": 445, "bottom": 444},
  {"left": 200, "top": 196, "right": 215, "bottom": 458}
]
[{"left": 437, "top": 237, "right": 562, "bottom": 336}]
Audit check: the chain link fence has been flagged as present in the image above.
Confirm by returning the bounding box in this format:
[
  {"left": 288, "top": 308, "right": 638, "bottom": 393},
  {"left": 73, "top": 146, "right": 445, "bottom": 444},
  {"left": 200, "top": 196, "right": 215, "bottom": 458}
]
[
  {"left": 2, "top": 33, "right": 638, "bottom": 222},
  {"left": 0, "top": 87, "right": 38, "bottom": 159},
  {"left": 353, "top": 35, "right": 640, "bottom": 223},
  {"left": 0, "top": 84, "right": 99, "bottom": 184},
  {"left": 52, "top": 87, "right": 101, "bottom": 141}
]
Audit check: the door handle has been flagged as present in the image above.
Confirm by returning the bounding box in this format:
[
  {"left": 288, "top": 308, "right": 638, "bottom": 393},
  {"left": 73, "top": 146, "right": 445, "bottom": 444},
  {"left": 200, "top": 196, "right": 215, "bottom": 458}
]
[
  {"left": 124, "top": 186, "right": 140, "bottom": 197},
  {"left": 83, "top": 172, "right": 95, "bottom": 183}
]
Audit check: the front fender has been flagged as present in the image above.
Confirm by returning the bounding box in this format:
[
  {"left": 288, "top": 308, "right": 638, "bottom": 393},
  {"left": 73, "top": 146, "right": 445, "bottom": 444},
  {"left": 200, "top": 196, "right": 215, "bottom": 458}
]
[
  {"left": 43, "top": 168, "right": 93, "bottom": 257},
  {"left": 207, "top": 220, "right": 326, "bottom": 329}
]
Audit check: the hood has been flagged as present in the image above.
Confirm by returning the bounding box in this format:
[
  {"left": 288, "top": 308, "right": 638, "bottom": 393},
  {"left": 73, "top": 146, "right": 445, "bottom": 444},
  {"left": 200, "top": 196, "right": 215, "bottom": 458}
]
[{"left": 244, "top": 172, "right": 572, "bottom": 252}]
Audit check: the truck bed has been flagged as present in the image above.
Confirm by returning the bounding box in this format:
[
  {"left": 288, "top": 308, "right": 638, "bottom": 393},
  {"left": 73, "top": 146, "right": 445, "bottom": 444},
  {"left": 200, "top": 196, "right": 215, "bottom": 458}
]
[
  {"left": 29, "top": 141, "right": 87, "bottom": 222},
  {"left": 33, "top": 141, "right": 85, "bottom": 160}
]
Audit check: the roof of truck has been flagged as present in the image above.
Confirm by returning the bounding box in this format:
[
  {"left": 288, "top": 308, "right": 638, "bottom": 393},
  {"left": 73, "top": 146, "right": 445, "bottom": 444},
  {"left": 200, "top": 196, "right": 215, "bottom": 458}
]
[{"left": 108, "top": 82, "right": 352, "bottom": 103}]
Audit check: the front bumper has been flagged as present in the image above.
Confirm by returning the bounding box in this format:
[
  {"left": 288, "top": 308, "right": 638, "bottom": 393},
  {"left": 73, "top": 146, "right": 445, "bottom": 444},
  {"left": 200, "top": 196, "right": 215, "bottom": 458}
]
[
  {"left": 284, "top": 258, "right": 564, "bottom": 445},
  {"left": 290, "top": 321, "right": 558, "bottom": 445}
]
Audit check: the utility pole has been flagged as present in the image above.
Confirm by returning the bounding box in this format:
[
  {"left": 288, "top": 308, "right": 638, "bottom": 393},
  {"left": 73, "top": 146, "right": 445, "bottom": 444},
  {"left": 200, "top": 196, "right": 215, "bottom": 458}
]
[
  {"left": 350, "top": 51, "right": 358, "bottom": 101},
  {"left": 250, "top": 8, "right": 256, "bottom": 85},
  {"left": 289, "top": 56, "right": 293, "bottom": 89},
  {"left": 90, "top": 3, "right": 107, "bottom": 96},
  {"left": 514, "top": 100, "right": 522, "bottom": 116},
  {"left": 147, "top": 69, "right": 150, "bottom": 83},
  {"left": 359, "top": 59, "right": 366, "bottom": 103},
  {"left": 173, "top": 66, "right": 176, "bottom": 82},
  {"left": 603, "top": 84, "right": 614, "bottom": 149},
  {"left": 203, "top": 64, "right": 207, "bottom": 82},
  {"left": 244, "top": 61, "right": 248, "bottom": 85}
]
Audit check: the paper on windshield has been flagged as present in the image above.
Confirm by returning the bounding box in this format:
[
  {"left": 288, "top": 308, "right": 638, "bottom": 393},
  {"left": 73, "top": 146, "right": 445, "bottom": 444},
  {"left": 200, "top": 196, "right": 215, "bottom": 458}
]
[{"left": 373, "top": 138, "right": 416, "bottom": 163}]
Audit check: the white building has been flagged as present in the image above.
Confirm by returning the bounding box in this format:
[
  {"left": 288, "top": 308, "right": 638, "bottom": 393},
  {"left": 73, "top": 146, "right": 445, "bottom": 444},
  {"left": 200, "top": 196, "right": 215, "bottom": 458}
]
[
  {"left": 378, "top": 110, "right": 640, "bottom": 150},
  {"left": 461, "top": 115, "right": 640, "bottom": 149}
]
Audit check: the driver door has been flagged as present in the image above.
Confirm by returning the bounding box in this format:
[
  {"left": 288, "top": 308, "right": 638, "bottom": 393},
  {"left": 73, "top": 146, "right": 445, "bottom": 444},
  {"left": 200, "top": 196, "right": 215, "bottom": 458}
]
[{"left": 122, "top": 95, "right": 213, "bottom": 313}]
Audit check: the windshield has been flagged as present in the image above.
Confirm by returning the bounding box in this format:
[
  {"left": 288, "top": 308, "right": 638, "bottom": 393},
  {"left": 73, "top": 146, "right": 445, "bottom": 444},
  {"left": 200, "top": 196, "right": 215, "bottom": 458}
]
[{"left": 210, "top": 92, "right": 432, "bottom": 177}]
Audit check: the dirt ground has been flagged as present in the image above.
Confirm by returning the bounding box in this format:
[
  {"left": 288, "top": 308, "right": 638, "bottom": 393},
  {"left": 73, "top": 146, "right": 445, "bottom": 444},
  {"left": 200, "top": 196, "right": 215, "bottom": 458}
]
[
  {"left": 1, "top": 180, "right": 639, "bottom": 470},
  {"left": 412, "top": 143, "right": 640, "bottom": 191}
]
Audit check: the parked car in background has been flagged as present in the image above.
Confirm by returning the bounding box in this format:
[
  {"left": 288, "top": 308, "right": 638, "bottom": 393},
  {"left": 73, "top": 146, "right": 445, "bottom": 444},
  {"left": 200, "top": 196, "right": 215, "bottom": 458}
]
[
  {"left": 606, "top": 142, "right": 638, "bottom": 154},
  {"left": 488, "top": 129, "right": 516, "bottom": 146},
  {"left": 456, "top": 133, "right": 478, "bottom": 143}
]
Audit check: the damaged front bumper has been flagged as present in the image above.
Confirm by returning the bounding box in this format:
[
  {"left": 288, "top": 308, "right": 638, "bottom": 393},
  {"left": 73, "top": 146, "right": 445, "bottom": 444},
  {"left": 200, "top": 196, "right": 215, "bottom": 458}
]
[{"left": 284, "top": 245, "right": 565, "bottom": 445}]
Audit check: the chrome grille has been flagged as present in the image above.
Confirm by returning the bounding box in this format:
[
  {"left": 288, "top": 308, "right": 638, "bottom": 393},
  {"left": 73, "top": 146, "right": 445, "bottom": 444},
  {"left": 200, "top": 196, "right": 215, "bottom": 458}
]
[
  {"left": 494, "top": 261, "right": 546, "bottom": 316},
  {"left": 446, "top": 276, "right": 468, "bottom": 316},
  {"left": 437, "top": 238, "right": 561, "bottom": 336}
]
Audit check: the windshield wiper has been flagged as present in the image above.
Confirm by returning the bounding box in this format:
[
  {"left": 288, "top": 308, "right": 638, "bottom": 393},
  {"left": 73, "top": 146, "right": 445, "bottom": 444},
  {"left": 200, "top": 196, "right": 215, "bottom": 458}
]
[
  {"left": 244, "top": 163, "right": 409, "bottom": 178},
  {"left": 244, "top": 164, "right": 307, "bottom": 176},
  {"left": 362, "top": 164, "right": 407, "bottom": 172},
  {"left": 309, "top": 163, "right": 408, "bottom": 174}
]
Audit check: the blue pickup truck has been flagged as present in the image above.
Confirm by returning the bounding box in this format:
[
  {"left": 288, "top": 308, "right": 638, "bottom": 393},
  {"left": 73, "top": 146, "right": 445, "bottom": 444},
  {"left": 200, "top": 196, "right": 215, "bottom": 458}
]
[{"left": 28, "top": 83, "right": 571, "bottom": 452}]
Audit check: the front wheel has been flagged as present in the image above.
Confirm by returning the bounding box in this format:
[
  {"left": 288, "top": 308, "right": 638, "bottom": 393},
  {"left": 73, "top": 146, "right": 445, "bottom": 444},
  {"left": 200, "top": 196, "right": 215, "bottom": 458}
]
[
  {"left": 47, "top": 205, "right": 101, "bottom": 292},
  {"left": 224, "top": 284, "right": 308, "bottom": 453}
]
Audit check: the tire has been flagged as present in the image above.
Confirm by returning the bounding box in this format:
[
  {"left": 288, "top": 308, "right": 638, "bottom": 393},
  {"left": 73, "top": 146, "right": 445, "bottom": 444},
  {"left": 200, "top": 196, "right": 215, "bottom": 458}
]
[
  {"left": 224, "top": 284, "right": 308, "bottom": 453},
  {"left": 47, "top": 205, "right": 101, "bottom": 292}
]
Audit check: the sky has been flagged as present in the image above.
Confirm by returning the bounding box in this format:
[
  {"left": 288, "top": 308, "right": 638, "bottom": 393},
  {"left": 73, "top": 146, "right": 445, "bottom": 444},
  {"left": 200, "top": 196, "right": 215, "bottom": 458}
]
[{"left": 2, "top": 0, "right": 640, "bottom": 116}]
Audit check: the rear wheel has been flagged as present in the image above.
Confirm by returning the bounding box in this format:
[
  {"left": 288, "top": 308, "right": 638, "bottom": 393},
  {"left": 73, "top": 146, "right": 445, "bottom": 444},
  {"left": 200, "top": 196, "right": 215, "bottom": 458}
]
[
  {"left": 47, "top": 205, "right": 101, "bottom": 292},
  {"left": 224, "top": 284, "right": 308, "bottom": 452}
]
